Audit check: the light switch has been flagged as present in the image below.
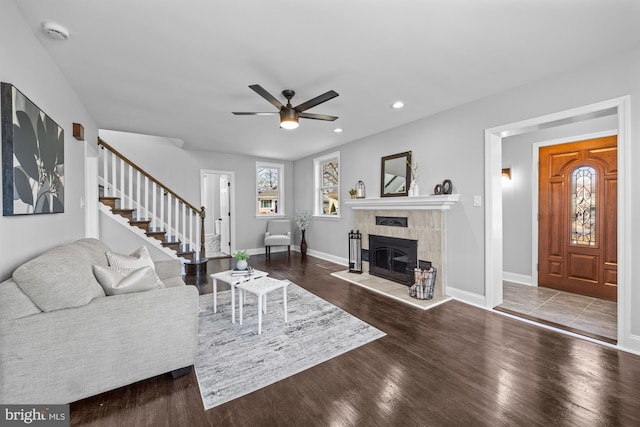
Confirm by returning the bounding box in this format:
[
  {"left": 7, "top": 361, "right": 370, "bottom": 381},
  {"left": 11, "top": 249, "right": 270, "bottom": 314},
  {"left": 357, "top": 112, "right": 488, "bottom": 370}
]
[{"left": 473, "top": 195, "right": 482, "bottom": 207}]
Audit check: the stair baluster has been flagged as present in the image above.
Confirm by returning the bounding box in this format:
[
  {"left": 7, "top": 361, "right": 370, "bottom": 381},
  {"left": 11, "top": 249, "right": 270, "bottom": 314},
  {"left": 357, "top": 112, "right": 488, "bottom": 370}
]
[{"left": 97, "top": 138, "right": 205, "bottom": 262}]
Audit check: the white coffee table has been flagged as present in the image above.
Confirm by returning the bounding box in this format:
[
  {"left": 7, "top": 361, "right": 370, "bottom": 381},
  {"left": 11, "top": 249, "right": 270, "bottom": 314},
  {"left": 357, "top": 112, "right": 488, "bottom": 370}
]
[
  {"left": 236, "top": 277, "right": 289, "bottom": 335},
  {"left": 210, "top": 269, "right": 268, "bottom": 323}
]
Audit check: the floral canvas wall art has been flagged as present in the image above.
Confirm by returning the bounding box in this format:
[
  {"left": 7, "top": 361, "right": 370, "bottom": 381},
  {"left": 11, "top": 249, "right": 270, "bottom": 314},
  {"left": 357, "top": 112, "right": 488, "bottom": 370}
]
[{"left": 1, "top": 83, "right": 64, "bottom": 215}]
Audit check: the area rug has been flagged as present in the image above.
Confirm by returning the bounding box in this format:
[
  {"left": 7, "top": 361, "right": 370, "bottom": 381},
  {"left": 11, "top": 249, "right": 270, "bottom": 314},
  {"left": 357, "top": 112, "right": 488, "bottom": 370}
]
[{"left": 194, "top": 283, "right": 386, "bottom": 410}]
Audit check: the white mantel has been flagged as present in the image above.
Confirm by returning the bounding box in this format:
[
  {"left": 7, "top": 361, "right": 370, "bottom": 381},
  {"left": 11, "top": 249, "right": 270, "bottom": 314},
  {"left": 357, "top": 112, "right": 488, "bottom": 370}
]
[{"left": 344, "top": 194, "right": 459, "bottom": 210}]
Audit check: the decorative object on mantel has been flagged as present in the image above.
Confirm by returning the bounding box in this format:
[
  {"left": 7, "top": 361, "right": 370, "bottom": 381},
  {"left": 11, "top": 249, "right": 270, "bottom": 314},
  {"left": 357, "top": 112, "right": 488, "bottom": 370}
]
[
  {"left": 295, "top": 209, "right": 312, "bottom": 255},
  {"left": 348, "top": 230, "right": 363, "bottom": 273},
  {"left": 408, "top": 158, "right": 419, "bottom": 197},
  {"left": 1, "top": 82, "right": 65, "bottom": 216},
  {"left": 433, "top": 184, "right": 443, "bottom": 195},
  {"left": 348, "top": 188, "right": 357, "bottom": 199},
  {"left": 381, "top": 151, "right": 411, "bottom": 197},
  {"left": 234, "top": 250, "right": 250, "bottom": 271},
  {"left": 356, "top": 180, "right": 366, "bottom": 199},
  {"left": 442, "top": 179, "right": 453, "bottom": 195}
]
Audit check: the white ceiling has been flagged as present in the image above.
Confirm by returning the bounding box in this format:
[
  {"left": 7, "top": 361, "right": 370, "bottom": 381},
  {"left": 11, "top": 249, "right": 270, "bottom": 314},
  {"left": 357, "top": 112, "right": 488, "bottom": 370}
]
[{"left": 14, "top": 0, "right": 640, "bottom": 161}]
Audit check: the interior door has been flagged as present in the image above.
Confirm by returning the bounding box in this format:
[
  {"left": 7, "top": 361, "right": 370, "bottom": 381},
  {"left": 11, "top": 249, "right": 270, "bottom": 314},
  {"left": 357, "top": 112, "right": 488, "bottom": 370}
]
[
  {"left": 538, "top": 136, "right": 617, "bottom": 301},
  {"left": 219, "top": 175, "right": 231, "bottom": 255}
]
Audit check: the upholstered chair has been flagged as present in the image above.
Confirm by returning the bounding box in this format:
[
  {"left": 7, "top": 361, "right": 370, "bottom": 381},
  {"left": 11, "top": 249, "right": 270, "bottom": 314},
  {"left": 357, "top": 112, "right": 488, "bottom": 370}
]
[{"left": 264, "top": 220, "right": 292, "bottom": 258}]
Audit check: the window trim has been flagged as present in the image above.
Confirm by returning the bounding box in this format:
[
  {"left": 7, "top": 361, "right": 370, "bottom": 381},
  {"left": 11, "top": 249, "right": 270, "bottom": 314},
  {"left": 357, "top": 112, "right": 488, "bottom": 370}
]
[
  {"left": 313, "top": 151, "right": 340, "bottom": 218},
  {"left": 256, "top": 161, "right": 285, "bottom": 218}
]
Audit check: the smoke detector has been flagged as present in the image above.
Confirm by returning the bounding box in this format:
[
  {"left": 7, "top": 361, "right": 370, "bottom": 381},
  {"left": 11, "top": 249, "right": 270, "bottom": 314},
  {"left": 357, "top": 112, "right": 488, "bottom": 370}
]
[{"left": 42, "top": 21, "right": 70, "bottom": 40}]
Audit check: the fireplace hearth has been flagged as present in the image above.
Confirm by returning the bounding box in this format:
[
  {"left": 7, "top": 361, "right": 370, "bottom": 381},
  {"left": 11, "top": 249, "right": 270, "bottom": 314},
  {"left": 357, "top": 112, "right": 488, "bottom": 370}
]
[{"left": 369, "top": 235, "right": 417, "bottom": 285}]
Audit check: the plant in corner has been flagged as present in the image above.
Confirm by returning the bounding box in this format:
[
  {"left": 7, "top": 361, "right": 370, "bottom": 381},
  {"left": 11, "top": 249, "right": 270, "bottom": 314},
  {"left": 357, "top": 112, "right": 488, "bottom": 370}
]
[
  {"left": 234, "top": 250, "right": 250, "bottom": 270},
  {"left": 295, "top": 209, "right": 312, "bottom": 255}
]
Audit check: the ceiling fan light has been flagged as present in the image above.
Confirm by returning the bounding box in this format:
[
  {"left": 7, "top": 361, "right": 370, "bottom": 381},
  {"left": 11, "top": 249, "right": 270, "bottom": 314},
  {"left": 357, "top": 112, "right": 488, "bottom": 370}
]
[{"left": 280, "top": 109, "right": 299, "bottom": 130}]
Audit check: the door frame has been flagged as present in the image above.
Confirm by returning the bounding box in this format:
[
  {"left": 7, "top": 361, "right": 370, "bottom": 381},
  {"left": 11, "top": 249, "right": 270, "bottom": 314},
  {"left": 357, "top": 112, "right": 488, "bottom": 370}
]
[
  {"left": 200, "top": 169, "right": 236, "bottom": 257},
  {"left": 530, "top": 130, "right": 618, "bottom": 291},
  {"left": 485, "top": 96, "right": 631, "bottom": 349}
]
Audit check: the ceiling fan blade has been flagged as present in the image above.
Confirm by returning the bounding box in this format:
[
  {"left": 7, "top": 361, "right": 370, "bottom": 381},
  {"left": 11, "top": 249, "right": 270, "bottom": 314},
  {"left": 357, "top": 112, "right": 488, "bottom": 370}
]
[
  {"left": 294, "top": 90, "right": 339, "bottom": 112},
  {"left": 232, "top": 112, "right": 279, "bottom": 116},
  {"left": 249, "top": 84, "right": 284, "bottom": 110},
  {"left": 299, "top": 112, "right": 338, "bottom": 121}
]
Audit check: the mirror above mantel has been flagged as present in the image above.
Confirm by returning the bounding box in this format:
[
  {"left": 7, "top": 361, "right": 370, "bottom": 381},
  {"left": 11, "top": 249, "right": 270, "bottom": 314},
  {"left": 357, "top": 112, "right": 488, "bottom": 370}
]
[{"left": 381, "top": 151, "right": 412, "bottom": 197}]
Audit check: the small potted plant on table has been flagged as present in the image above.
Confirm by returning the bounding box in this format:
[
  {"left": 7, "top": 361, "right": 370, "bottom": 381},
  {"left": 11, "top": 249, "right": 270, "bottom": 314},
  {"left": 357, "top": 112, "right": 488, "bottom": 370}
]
[{"left": 234, "top": 250, "right": 250, "bottom": 270}]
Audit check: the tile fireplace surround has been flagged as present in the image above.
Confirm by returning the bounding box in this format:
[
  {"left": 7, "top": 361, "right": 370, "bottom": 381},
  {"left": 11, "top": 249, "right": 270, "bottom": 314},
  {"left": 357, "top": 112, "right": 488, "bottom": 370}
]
[{"left": 345, "top": 195, "right": 459, "bottom": 297}]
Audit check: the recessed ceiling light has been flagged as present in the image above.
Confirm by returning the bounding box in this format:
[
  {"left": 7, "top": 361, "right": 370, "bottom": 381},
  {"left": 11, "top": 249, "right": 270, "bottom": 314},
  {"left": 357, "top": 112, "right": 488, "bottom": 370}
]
[
  {"left": 42, "top": 21, "right": 70, "bottom": 40},
  {"left": 333, "top": 128, "right": 343, "bottom": 133},
  {"left": 391, "top": 101, "right": 405, "bottom": 109}
]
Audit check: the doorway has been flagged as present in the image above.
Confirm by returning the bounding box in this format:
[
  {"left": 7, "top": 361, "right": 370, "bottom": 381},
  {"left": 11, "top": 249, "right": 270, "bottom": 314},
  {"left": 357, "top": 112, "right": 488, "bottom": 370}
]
[
  {"left": 201, "top": 170, "right": 235, "bottom": 258},
  {"left": 485, "top": 96, "right": 630, "bottom": 349},
  {"left": 498, "top": 132, "right": 618, "bottom": 342}
]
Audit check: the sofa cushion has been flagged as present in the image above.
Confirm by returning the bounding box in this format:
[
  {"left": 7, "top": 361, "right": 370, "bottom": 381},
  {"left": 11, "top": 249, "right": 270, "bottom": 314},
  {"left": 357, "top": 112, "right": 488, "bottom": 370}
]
[
  {"left": 13, "top": 242, "right": 106, "bottom": 312},
  {"left": 93, "top": 265, "right": 164, "bottom": 295},
  {"left": 74, "top": 238, "right": 111, "bottom": 267},
  {"left": 106, "top": 246, "right": 155, "bottom": 272},
  {"left": 0, "top": 279, "right": 42, "bottom": 321}
]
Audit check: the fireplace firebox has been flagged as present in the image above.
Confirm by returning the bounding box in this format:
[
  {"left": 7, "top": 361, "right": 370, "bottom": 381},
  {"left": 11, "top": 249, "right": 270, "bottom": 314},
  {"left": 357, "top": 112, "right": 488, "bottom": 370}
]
[{"left": 369, "top": 235, "right": 417, "bottom": 285}]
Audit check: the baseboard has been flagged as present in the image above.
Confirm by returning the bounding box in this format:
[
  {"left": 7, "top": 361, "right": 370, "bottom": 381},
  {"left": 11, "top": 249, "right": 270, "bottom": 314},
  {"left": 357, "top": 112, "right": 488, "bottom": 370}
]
[
  {"left": 618, "top": 333, "right": 640, "bottom": 356},
  {"left": 245, "top": 246, "right": 348, "bottom": 267},
  {"left": 303, "top": 247, "right": 348, "bottom": 267},
  {"left": 446, "top": 286, "right": 486, "bottom": 308},
  {"left": 503, "top": 272, "right": 533, "bottom": 286}
]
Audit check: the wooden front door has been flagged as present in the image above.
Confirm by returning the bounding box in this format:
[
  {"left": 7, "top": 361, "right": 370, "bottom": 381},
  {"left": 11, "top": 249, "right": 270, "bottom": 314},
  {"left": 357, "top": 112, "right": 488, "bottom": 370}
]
[{"left": 538, "top": 136, "right": 617, "bottom": 301}]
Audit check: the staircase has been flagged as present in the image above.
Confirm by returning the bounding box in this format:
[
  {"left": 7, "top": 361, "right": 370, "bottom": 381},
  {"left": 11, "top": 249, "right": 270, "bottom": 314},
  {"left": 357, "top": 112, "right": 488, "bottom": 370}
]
[{"left": 98, "top": 138, "right": 205, "bottom": 262}]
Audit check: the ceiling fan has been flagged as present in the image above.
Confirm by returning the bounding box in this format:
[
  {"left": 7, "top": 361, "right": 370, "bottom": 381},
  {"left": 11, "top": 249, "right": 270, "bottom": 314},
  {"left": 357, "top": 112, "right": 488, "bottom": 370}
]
[{"left": 232, "top": 84, "right": 339, "bottom": 129}]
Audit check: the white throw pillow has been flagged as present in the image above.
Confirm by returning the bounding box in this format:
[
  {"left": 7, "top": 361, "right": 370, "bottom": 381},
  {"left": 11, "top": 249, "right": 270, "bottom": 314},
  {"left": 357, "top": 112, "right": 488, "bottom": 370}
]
[
  {"left": 92, "top": 264, "right": 164, "bottom": 296},
  {"left": 106, "top": 246, "right": 155, "bottom": 272}
]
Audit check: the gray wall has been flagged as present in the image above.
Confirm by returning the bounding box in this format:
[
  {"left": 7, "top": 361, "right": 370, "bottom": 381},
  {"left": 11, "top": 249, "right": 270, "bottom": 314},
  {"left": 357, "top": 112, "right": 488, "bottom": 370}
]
[
  {"left": 294, "top": 44, "right": 640, "bottom": 307},
  {"left": 0, "top": 2, "right": 98, "bottom": 280},
  {"left": 99, "top": 130, "right": 294, "bottom": 253}
]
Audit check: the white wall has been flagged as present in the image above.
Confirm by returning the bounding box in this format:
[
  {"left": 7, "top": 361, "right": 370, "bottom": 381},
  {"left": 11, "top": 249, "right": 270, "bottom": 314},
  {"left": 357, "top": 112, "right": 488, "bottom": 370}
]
[
  {"left": 0, "top": 2, "right": 98, "bottom": 280},
  {"left": 294, "top": 44, "right": 640, "bottom": 315},
  {"left": 99, "top": 130, "right": 294, "bottom": 253}
]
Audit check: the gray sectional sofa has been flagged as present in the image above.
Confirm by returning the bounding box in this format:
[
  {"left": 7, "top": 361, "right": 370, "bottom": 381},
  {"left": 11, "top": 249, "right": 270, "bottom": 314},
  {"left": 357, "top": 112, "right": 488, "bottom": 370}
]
[{"left": 0, "top": 238, "right": 199, "bottom": 404}]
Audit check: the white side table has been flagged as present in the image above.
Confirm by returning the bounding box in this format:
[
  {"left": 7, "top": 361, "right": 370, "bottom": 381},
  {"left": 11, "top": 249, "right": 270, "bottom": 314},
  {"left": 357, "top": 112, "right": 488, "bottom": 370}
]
[
  {"left": 210, "top": 269, "right": 268, "bottom": 323},
  {"left": 236, "top": 277, "right": 289, "bottom": 335}
]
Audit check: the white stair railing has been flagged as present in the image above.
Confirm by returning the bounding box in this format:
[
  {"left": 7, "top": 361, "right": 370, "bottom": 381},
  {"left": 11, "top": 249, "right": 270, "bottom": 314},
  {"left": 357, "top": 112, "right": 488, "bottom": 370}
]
[{"left": 98, "top": 138, "right": 205, "bottom": 260}]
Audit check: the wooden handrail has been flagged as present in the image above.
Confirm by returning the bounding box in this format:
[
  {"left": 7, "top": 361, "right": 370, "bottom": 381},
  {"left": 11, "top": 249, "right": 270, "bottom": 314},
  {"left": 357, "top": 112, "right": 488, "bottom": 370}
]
[
  {"left": 99, "top": 137, "right": 206, "bottom": 258},
  {"left": 99, "top": 138, "right": 201, "bottom": 214}
]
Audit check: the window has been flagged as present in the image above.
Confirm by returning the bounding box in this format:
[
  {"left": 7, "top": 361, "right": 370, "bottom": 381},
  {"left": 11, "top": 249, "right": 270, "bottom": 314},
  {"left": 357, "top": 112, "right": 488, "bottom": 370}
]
[
  {"left": 570, "top": 166, "right": 596, "bottom": 245},
  {"left": 256, "top": 162, "right": 284, "bottom": 216},
  {"left": 313, "top": 152, "right": 340, "bottom": 216}
]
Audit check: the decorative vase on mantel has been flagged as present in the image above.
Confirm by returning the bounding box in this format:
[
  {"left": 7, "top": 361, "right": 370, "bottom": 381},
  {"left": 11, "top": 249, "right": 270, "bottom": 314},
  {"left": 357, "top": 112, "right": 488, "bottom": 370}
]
[
  {"left": 409, "top": 181, "right": 419, "bottom": 197},
  {"left": 300, "top": 230, "right": 308, "bottom": 255}
]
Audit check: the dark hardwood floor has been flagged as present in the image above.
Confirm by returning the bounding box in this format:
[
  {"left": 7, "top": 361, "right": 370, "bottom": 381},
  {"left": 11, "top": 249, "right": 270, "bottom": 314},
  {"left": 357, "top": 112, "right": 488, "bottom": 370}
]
[{"left": 71, "top": 252, "right": 640, "bottom": 426}]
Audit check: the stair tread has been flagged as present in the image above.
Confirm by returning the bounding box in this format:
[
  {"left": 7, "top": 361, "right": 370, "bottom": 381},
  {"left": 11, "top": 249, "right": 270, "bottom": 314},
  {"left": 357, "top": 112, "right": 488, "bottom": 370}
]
[{"left": 100, "top": 192, "right": 194, "bottom": 260}]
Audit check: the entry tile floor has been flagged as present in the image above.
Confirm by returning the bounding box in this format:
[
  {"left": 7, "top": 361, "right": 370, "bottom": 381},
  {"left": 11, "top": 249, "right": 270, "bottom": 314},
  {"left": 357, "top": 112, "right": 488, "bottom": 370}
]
[{"left": 495, "top": 281, "right": 617, "bottom": 343}]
